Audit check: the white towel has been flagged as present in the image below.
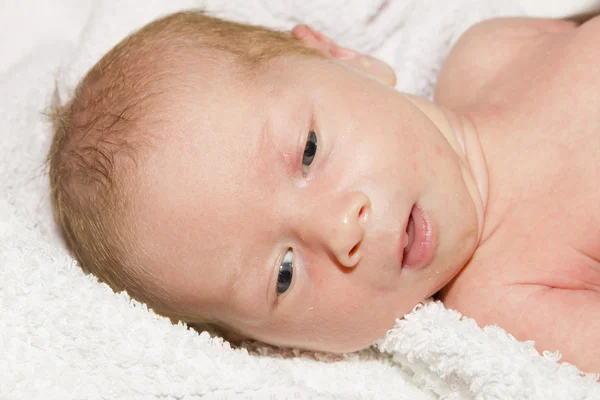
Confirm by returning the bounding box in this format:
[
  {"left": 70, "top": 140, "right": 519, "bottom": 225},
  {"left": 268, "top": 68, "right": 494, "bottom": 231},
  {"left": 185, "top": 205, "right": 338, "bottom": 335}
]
[{"left": 1, "top": 0, "right": 599, "bottom": 399}]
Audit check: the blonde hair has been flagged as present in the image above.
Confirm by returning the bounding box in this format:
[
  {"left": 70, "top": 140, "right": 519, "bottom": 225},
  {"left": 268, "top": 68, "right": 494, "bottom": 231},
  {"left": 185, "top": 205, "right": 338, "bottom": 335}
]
[{"left": 47, "top": 10, "right": 321, "bottom": 323}]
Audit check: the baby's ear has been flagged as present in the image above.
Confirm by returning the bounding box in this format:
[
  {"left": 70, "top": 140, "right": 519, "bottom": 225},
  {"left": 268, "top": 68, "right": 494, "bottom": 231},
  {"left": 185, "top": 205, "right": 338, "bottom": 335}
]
[{"left": 291, "top": 24, "right": 396, "bottom": 87}]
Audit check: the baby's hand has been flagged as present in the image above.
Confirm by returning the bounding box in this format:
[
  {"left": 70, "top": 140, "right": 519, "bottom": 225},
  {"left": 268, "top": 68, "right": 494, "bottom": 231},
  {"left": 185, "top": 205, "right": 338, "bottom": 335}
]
[{"left": 292, "top": 25, "right": 396, "bottom": 87}]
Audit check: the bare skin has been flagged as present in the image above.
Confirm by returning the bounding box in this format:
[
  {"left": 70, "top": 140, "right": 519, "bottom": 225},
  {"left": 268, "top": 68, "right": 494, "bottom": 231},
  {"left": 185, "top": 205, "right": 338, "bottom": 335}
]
[
  {"left": 132, "top": 17, "right": 600, "bottom": 373},
  {"left": 436, "top": 17, "right": 600, "bottom": 373}
]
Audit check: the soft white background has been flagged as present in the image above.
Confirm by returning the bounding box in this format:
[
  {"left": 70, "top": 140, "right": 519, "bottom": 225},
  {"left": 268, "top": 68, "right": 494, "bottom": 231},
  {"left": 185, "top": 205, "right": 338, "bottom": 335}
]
[{"left": 1, "top": 1, "right": 599, "bottom": 399}]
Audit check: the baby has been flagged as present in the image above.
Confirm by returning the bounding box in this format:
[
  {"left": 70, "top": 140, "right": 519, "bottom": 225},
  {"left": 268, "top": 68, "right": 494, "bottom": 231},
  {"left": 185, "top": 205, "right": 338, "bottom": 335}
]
[{"left": 48, "top": 11, "right": 600, "bottom": 373}]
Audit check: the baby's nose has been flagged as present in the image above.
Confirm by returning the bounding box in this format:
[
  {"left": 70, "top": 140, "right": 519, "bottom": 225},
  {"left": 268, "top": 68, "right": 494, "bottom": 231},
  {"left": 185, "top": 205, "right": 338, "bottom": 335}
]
[{"left": 309, "top": 191, "right": 371, "bottom": 268}]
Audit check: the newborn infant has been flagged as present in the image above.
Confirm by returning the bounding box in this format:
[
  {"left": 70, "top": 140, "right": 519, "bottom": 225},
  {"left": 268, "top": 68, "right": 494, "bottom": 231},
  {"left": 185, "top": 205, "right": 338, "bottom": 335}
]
[{"left": 48, "top": 11, "right": 600, "bottom": 373}]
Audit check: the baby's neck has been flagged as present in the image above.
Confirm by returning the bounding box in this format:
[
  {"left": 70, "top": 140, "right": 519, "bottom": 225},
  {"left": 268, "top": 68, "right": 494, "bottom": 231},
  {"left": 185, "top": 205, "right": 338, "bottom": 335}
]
[{"left": 405, "top": 95, "right": 489, "bottom": 242}]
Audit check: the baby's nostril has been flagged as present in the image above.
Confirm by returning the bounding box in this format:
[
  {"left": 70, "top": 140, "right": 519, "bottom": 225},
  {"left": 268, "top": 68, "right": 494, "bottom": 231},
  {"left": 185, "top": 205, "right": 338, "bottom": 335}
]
[
  {"left": 349, "top": 243, "right": 360, "bottom": 258},
  {"left": 358, "top": 205, "right": 366, "bottom": 220}
]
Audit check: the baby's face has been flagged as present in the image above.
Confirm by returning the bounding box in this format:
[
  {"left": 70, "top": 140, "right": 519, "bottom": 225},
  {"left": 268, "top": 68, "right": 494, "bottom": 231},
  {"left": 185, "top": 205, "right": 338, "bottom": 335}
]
[{"left": 135, "top": 55, "right": 481, "bottom": 352}]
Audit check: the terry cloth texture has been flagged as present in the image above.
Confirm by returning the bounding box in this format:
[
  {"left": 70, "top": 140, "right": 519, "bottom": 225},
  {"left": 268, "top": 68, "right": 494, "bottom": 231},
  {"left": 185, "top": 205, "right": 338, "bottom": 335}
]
[{"left": 1, "top": 0, "right": 599, "bottom": 399}]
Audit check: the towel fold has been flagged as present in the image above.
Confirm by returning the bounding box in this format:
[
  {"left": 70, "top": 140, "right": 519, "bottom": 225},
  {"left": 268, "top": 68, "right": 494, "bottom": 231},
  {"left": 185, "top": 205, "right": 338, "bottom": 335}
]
[{"left": 378, "top": 301, "right": 600, "bottom": 399}]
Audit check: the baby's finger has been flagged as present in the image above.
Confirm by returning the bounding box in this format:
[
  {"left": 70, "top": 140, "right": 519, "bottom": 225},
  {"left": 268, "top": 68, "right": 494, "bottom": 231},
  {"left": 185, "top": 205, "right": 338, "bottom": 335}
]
[{"left": 291, "top": 24, "right": 396, "bottom": 87}]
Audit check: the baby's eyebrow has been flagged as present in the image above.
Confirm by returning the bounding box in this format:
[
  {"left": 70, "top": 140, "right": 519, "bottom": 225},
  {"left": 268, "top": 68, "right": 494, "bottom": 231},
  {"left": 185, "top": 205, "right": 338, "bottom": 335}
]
[
  {"left": 228, "top": 258, "right": 243, "bottom": 292},
  {"left": 258, "top": 119, "right": 270, "bottom": 154},
  {"left": 271, "top": 123, "right": 300, "bottom": 177},
  {"left": 226, "top": 237, "right": 272, "bottom": 311},
  {"left": 227, "top": 256, "right": 275, "bottom": 320},
  {"left": 248, "top": 118, "right": 280, "bottom": 180}
]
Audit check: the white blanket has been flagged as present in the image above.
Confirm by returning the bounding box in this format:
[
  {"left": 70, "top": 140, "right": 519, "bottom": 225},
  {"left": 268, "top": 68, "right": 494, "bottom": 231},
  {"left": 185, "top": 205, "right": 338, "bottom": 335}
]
[{"left": 2, "top": 0, "right": 599, "bottom": 399}]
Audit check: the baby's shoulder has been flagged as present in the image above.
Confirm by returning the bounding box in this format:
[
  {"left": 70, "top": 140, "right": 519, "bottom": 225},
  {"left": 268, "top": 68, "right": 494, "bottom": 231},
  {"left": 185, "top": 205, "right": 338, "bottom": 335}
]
[{"left": 435, "top": 17, "right": 577, "bottom": 110}]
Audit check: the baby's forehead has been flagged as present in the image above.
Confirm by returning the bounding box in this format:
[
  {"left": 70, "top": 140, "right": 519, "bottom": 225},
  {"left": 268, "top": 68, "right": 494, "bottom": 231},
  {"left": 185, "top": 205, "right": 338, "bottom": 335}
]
[
  {"left": 139, "top": 69, "right": 267, "bottom": 187},
  {"left": 137, "top": 55, "right": 329, "bottom": 198}
]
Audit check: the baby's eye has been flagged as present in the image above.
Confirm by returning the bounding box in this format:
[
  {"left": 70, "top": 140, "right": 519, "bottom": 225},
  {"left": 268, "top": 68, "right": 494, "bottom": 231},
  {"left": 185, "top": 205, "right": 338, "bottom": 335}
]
[
  {"left": 277, "top": 248, "right": 294, "bottom": 295},
  {"left": 302, "top": 130, "right": 317, "bottom": 175}
]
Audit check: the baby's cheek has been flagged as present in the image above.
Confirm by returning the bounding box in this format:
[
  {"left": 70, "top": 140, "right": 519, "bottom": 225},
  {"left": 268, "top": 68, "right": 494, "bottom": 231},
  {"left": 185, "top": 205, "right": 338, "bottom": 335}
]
[{"left": 301, "top": 250, "right": 340, "bottom": 291}]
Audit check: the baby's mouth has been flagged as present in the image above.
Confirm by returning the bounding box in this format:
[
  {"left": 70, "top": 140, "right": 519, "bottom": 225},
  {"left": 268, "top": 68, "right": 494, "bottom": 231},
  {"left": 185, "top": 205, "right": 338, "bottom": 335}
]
[
  {"left": 400, "top": 204, "right": 434, "bottom": 269},
  {"left": 404, "top": 214, "right": 415, "bottom": 254}
]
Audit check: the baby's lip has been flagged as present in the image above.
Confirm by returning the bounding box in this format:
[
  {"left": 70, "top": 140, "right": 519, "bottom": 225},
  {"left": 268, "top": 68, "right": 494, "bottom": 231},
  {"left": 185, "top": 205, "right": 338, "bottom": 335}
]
[
  {"left": 400, "top": 204, "right": 435, "bottom": 270},
  {"left": 398, "top": 205, "right": 413, "bottom": 266}
]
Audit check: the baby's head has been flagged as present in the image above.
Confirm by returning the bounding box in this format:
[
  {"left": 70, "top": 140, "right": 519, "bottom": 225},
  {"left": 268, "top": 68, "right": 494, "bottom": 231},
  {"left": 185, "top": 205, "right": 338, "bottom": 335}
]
[{"left": 48, "top": 11, "right": 484, "bottom": 352}]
